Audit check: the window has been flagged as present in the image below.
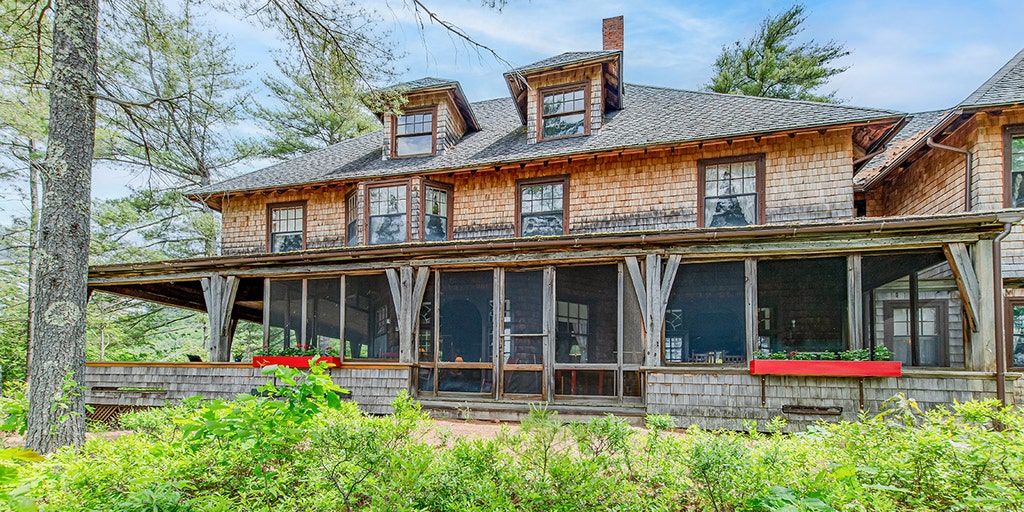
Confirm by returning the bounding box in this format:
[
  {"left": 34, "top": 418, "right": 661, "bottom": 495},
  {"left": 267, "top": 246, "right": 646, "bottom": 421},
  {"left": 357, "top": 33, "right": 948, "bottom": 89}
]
[
  {"left": 517, "top": 177, "right": 567, "bottom": 237},
  {"left": 393, "top": 109, "right": 435, "bottom": 157},
  {"left": 698, "top": 155, "right": 765, "bottom": 227},
  {"left": 346, "top": 192, "right": 358, "bottom": 246},
  {"left": 367, "top": 184, "right": 407, "bottom": 245},
  {"left": 539, "top": 85, "right": 588, "bottom": 140},
  {"left": 885, "top": 302, "right": 947, "bottom": 366},
  {"left": 423, "top": 183, "right": 451, "bottom": 242},
  {"left": 1005, "top": 125, "right": 1024, "bottom": 207},
  {"left": 665, "top": 261, "right": 746, "bottom": 364},
  {"left": 1012, "top": 303, "right": 1024, "bottom": 368},
  {"left": 863, "top": 251, "right": 964, "bottom": 367},
  {"left": 268, "top": 203, "right": 304, "bottom": 252}
]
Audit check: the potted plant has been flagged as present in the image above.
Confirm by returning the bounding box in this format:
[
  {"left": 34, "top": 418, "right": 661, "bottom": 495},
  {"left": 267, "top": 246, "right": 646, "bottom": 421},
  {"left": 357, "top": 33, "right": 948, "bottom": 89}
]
[
  {"left": 252, "top": 345, "right": 342, "bottom": 369},
  {"left": 749, "top": 347, "right": 900, "bottom": 377}
]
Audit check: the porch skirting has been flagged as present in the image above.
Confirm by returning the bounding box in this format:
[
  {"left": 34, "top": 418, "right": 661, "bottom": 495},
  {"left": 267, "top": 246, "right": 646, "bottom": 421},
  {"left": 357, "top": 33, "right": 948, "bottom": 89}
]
[{"left": 85, "top": 363, "right": 1024, "bottom": 431}]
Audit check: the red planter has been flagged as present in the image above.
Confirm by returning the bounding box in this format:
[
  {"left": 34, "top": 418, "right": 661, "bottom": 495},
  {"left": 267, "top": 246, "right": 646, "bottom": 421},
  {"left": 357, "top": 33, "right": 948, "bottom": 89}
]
[
  {"left": 252, "top": 356, "right": 342, "bottom": 369},
  {"left": 749, "top": 359, "right": 901, "bottom": 377}
]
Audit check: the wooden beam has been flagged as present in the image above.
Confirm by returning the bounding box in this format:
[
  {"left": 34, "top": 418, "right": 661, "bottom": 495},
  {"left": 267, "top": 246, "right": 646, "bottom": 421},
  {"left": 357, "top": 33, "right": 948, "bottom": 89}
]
[
  {"left": 944, "top": 243, "right": 980, "bottom": 332},
  {"left": 201, "top": 275, "right": 239, "bottom": 362},
  {"left": 624, "top": 257, "right": 648, "bottom": 322},
  {"left": 644, "top": 255, "right": 662, "bottom": 367},
  {"left": 848, "top": 254, "right": 863, "bottom": 349},
  {"left": 745, "top": 258, "right": 758, "bottom": 359}
]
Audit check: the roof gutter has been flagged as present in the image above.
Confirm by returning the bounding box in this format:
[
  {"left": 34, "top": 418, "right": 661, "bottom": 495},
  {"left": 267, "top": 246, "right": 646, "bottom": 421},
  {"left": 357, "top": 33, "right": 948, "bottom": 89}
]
[
  {"left": 89, "top": 212, "right": 1022, "bottom": 277},
  {"left": 925, "top": 136, "right": 973, "bottom": 211}
]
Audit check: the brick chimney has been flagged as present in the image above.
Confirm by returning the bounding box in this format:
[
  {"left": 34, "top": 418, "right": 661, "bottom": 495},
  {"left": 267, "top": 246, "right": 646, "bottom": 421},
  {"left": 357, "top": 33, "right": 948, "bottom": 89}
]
[{"left": 602, "top": 16, "right": 623, "bottom": 51}]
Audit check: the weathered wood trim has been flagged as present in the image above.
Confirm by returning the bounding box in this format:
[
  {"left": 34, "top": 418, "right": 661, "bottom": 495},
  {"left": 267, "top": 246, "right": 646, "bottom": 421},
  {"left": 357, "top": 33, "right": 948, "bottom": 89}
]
[
  {"left": 86, "top": 362, "right": 254, "bottom": 368},
  {"left": 644, "top": 255, "right": 662, "bottom": 367},
  {"left": 624, "top": 257, "right": 648, "bottom": 322},
  {"left": 745, "top": 258, "right": 758, "bottom": 359},
  {"left": 973, "top": 239, "right": 997, "bottom": 371},
  {"left": 848, "top": 254, "right": 863, "bottom": 349},
  {"left": 543, "top": 266, "right": 555, "bottom": 401},
  {"left": 89, "top": 233, "right": 992, "bottom": 287},
  {"left": 201, "top": 275, "right": 240, "bottom": 362},
  {"left": 944, "top": 242, "right": 981, "bottom": 332}
]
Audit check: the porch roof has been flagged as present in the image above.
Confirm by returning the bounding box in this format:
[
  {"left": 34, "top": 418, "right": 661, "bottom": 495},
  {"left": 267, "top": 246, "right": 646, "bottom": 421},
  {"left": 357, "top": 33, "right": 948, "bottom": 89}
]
[{"left": 88, "top": 211, "right": 1022, "bottom": 317}]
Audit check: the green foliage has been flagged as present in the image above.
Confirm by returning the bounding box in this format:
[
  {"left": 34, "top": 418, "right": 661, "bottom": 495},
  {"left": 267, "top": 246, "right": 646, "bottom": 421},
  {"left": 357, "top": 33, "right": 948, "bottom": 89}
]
[
  {"left": 12, "top": 394, "right": 1024, "bottom": 511},
  {"left": 0, "top": 381, "right": 29, "bottom": 435},
  {"left": 704, "top": 3, "right": 848, "bottom": 103},
  {"left": 251, "top": 49, "right": 379, "bottom": 159}
]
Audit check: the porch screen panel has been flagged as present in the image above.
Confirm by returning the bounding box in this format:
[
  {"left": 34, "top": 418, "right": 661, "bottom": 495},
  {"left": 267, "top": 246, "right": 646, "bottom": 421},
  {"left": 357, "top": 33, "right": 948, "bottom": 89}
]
[
  {"left": 553, "top": 265, "right": 617, "bottom": 397},
  {"left": 665, "top": 261, "right": 746, "bottom": 364},
  {"left": 417, "top": 275, "right": 437, "bottom": 394},
  {"left": 267, "top": 280, "right": 303, "bottom": 352},
  {"left": 438, "top": 271, "right": 494, "bottom": 393},
  {"left": 758, "top": 258, "right": 847, "bottom": 354},
  {"left": 344, "top": 274, "right": 398, "bottom": 361},
  {"left": 863, "top": 251, "right": 963, "bottom": 367},
  {"left": 622, "top": 265, "right": 643, "bottom": 396},
  {"left": 503, "top": 270, "right": 543, "bottom": 396},
  {"left": 305, "top": 278, "right": 341, "bottom": 353}
]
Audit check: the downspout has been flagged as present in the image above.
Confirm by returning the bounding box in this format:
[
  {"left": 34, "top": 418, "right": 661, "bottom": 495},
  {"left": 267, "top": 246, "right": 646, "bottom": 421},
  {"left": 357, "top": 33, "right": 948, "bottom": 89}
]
[
  {"left": 994, "top": 222, "right": 1013, "bottom": 404},
  {"left": 926, "top": 136, "right": 973, "bottom": 211}
]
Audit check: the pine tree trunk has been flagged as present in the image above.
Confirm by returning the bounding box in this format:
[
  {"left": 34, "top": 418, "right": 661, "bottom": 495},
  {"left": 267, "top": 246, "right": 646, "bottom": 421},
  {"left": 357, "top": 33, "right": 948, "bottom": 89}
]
[
  {"left": 26, "top": 145, "right": 41, "bottom": 385},
  {"left": 25, "top": 0, "right": 98, "bottom": 454}
]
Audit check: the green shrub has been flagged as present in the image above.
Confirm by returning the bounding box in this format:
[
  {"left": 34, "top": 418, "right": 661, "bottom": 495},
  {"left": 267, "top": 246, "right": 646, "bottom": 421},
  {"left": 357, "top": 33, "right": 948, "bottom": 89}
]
[{"left": 0, "top": 381, "right": 28, "bottom": 435}]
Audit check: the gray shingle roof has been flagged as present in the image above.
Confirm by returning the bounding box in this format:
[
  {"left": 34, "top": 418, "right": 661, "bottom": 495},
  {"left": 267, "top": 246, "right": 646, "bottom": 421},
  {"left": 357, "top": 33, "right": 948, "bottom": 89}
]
[
  {"left": 960, "top": 48, "right": 1024, "bottom": 108},
  {"left": 194, "top": 84, "right": 902, "bottom": 197},
  {"left": 508, "top": 51, "right": 620, "bottom": 75},
  {"left": 384, "top": 77, "right": 458, "bottom": 92},
  {"left": 854, "top": 109, "right": 954, "bottom": 187}
]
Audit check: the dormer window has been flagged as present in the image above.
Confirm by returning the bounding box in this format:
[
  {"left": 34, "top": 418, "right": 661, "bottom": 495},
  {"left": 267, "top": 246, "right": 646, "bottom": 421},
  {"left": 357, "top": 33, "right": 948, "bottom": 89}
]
[
  {"left": 539, "top": 85, "right": 589, "bottom": 140},
  {"left": 393, "top": 108, "right": 435, "bottom": 157}
]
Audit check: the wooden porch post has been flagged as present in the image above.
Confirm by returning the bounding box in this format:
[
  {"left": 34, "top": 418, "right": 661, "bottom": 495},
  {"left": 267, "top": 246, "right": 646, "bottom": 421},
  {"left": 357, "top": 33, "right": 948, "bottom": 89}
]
[
  {"left": 386, "top": 266, "right": 430, "bottom": 364},
  {"left": 972, "top": 240, "right": 997, "bottom": 372},
  {"left": 201, "top": 275, "right": 239, "bottom": 362},
  {"left": 625, "top": 254, "right": 680, "bottom": 368}
]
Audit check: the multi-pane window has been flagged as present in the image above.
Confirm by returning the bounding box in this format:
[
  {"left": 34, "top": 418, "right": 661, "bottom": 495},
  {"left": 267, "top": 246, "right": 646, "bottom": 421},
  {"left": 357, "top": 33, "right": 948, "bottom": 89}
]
[
  {"left": 423, "top": 186, "right": 449, "bottom": 241},
  {"left": 699, "top": 155, "right": 763, "bottom": 227},
  {"left": 368, "top": 185, "right": 407, "bottom": 245},
  {"left": 540, "top": 87, "right": 587, "bottom": 139},
  {"left": 269, "top": 204, "right": 304, "bottom": 252},
  {"left": 1007, "top": 127, "right": 1024, "bottom": 207},
  {"left": 518, "top": 178, "right": 566, "bottom": 236},
  {"left": 394, "top": 111, "right": 434, "bottom": 157},
  {"left": 346, "top": 192, "right": 358, "bottom": 246}
]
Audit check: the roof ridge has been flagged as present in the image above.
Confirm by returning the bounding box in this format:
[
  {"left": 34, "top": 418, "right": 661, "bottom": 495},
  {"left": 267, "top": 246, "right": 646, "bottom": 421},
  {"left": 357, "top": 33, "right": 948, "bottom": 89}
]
[
  {"left": 624, "top": 83, "right": 903, "bottom": 115},
  {"left": 959, "top": 47, "right": 1024, "bottom": 107}
]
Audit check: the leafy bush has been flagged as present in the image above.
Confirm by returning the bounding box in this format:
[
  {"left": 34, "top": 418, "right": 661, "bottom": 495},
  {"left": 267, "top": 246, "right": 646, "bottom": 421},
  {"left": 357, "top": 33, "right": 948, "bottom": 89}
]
[
  {"left": 0, "top": 381, "right": 28, "bottom": 435},
  {"left": 9, "top": 378, "right": 1024, "bottom": 511}
]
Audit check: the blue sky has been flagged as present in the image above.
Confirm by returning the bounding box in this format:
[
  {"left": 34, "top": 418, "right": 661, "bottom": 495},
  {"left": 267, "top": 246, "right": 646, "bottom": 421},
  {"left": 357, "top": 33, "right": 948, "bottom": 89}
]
[
  {"left": 11, "top": 0, "right": 1023, "bottom": 219},
  {"left": 377, "top": 0, "right": 1021, "bottom": 112}
]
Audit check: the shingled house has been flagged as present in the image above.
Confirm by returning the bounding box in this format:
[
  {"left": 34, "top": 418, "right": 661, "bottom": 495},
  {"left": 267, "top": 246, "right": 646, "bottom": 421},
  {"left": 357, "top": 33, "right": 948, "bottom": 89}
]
[{"left": 86, "top": 19, "right": 1024, "bottom": 429}]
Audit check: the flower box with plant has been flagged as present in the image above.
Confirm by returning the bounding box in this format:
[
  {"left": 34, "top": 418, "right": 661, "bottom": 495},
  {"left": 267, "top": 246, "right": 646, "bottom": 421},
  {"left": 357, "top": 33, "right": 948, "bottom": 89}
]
[
  {"left": 252, "top": 345, "right": 341, "bottom": 368},
  {"left": 750, "top": 347, "right": 900, "bottom": 377}
]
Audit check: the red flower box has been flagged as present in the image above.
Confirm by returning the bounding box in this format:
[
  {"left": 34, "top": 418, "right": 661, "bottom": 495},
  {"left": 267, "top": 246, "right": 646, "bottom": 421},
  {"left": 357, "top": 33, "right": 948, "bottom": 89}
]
[
  {"left": 252, "top": 356, "right": 342, "bottom": 369},
  {"left": 749, "top": 359, "right": 901, "bottom": 377}
]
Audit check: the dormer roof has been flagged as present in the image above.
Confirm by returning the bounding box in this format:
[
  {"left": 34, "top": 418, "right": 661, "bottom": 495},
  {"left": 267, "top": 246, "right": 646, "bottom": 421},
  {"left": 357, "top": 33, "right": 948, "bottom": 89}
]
[
  {"left": 959, "top": 48, "right": 1024, "bottom": 110},
  {"left": 504, "top": 51, "right": 622, "bottom": 124},
  {"left": 382, "top": 77, "right": 479, "bottom": 131}
]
